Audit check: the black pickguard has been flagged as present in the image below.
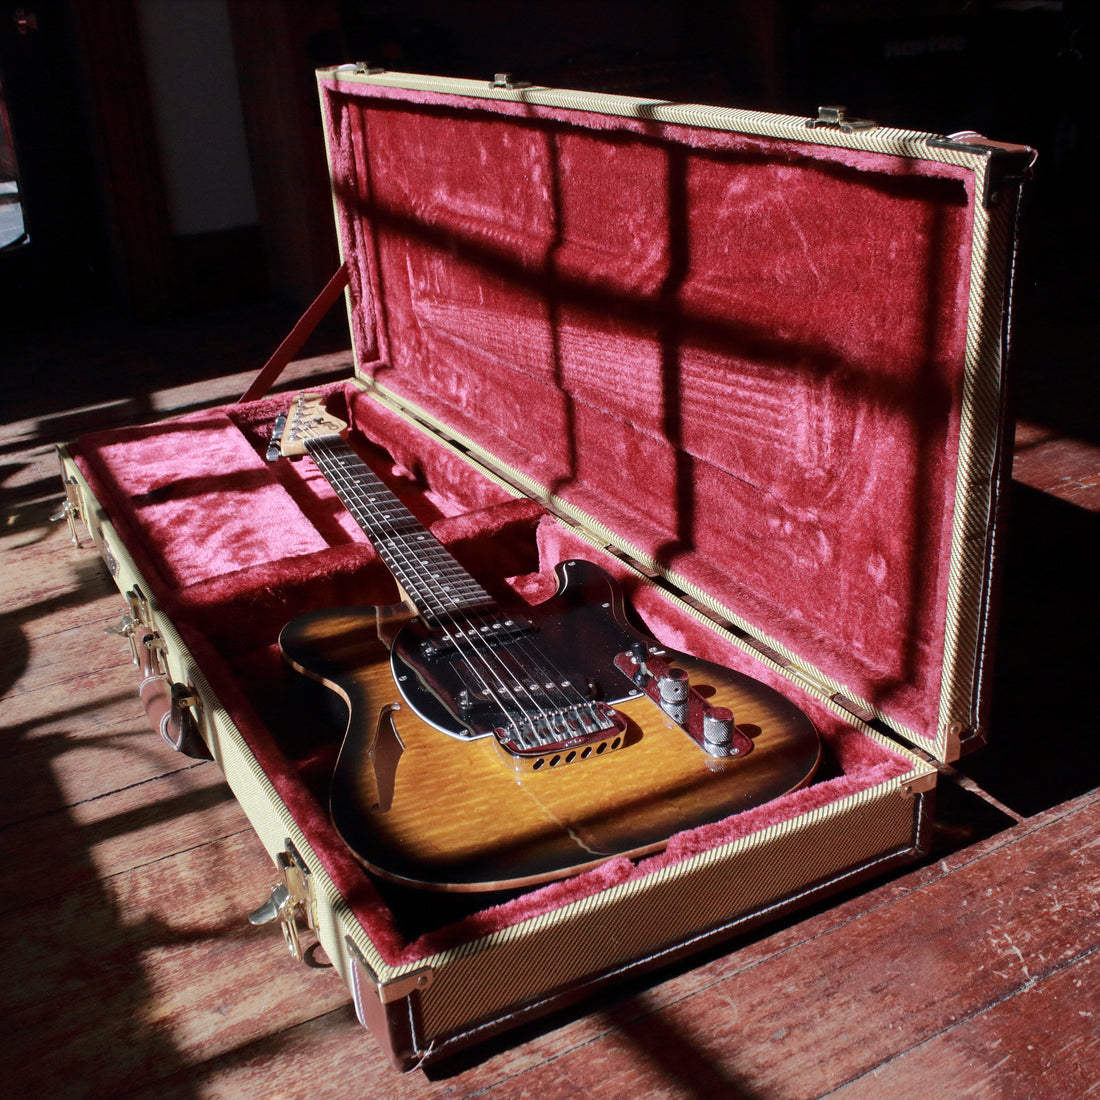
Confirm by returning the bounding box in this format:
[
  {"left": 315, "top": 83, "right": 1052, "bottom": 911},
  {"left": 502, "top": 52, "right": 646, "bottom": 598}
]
[{"left": 390, "top": 559, "right": 647, "bottom": 741}]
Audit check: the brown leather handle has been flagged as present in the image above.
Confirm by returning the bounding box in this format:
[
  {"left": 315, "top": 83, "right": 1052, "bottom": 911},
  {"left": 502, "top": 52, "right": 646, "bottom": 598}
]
[{"left": 136, "top": 633, "right": 211, "bottom": 760}]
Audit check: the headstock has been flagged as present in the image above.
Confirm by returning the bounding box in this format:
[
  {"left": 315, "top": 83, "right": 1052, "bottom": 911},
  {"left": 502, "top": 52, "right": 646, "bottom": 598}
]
[{"left": 277, "top": 393, "right": 348, "bottom": 457}]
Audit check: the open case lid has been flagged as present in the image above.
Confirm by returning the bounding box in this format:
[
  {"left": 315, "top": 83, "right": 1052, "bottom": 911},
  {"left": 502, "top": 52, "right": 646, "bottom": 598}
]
[{"left": 315, "top": 66, "right": 1033, "bottom": 764}]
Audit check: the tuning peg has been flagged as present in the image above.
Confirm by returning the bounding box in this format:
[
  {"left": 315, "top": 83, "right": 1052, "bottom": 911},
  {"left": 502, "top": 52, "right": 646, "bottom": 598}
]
[{"left": 265, "top": 414, "right": 287, "bottom": 462}]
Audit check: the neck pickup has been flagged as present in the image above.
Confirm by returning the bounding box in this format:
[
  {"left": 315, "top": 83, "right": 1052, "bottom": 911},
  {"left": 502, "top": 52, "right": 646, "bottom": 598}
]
[{"left": 415, "top": 609, "right": 533, "bottom": 659}]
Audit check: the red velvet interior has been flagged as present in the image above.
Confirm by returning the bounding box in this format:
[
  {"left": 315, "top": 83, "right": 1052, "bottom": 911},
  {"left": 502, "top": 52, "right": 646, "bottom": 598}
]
[
  {"left": 71, "top": 382, "right": 914, "bottom": 965},
  {"left": 66, "top": 77, "right": 975, "bottom": 963},
  {"left": 320, "top": 75, "right": 977, "bottom": 742}
]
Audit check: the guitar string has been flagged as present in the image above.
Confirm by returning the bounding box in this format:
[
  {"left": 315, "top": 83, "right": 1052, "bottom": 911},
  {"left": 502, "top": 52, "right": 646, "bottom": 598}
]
[
  {"left": 310, "top": 436, "right": 588, "bottom": 746},
  {"left": 305, "top": 434, "right": 610, "bottom": 747},
  {"left": 308, "top": 435, "right": 589, "bottom": 739},
  {"left": 292, "top": 405, "right": 540, "bottom": 723},
  {"left": 307, "top": 433, "right": 615, "bottom": 747}
]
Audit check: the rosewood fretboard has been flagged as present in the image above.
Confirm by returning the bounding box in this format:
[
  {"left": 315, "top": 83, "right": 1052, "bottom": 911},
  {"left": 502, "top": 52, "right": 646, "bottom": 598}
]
[{"left": 304, "top": 435, "right": 494, "bottom": 624}]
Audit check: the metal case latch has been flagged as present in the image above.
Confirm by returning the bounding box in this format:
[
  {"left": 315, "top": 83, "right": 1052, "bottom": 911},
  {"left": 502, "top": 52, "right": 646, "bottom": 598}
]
[
  {"left": 106, "top": 587, "right": 208, "bottom": 759},
  {"left": 248, "top": 841, "right": 318, "bottom": 963},
  {"left": 105, "top": 610, "right": 142, "bottom": 667},
  {"left": 51, "top": 480, "right": 83, "bottom": 547},
  {"left": 106, "top": 586, "right": 158, "bottom": 669},
  {"left": 807, "top": 105, "right": 876, "bottom": 133},
  {"left": 334, "top": 61, "right": 385, "bottom": 76}
]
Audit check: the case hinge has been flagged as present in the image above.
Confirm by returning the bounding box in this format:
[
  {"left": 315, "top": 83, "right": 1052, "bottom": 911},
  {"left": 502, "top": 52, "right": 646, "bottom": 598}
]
[
  {"left": 900, "top": 770, "right": 938, "bottom": 798},
  {"left": 927, "top": 132, "right": 1037, "bottom": 208},
  {"left": 943, "top": 720, "right": 968, "bottom": 762},
  {"left": 248, "top": 840, "right": 318, "bottom": 964},
  {"left": 490, "top": 72, "right": 533, "bottom": 91},
  {"left": 807, "top": 105, "right": 877, "bottom": 133}
]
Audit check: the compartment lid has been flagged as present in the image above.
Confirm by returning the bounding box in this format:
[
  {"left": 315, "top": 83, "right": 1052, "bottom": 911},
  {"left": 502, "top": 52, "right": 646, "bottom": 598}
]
[{"left": 315, "top": 67, "right": 1033, "bottom": 763}]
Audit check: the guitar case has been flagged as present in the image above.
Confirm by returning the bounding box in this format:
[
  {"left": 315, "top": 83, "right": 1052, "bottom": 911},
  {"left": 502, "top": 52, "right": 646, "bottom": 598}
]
[{"left": 57, "top": 69, "right": 1033, "bottom": 1072}]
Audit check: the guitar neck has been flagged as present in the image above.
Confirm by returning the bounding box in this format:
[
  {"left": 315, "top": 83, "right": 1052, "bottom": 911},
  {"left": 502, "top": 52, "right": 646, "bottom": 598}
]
[{"left": 305, "top": 435, "right": 494, "bottom": 622}]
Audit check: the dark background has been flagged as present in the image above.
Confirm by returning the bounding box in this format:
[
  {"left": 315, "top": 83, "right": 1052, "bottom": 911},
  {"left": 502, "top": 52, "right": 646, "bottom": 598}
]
[
  {"left": 0, "top": 0, "right": 1096, "bottom": 817},
  {"left": 1, "top": 0, "right": 1095, "bottom": 332}
]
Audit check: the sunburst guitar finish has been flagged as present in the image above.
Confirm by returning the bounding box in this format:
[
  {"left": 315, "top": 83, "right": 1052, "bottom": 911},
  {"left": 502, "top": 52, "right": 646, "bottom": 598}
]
[{"left": 275, "top": 395, "right": 821, "bottom": 891}]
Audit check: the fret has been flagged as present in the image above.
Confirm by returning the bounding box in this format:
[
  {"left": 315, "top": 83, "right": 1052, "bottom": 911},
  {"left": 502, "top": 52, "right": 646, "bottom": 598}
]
[{"left": 305, "top": 436, "right": 494, "bottom": 619}]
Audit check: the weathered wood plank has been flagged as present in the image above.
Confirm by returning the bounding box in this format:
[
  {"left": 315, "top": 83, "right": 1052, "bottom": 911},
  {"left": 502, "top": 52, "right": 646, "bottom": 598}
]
[
  {"left": 4, "top": 628, "right": 140, "bottom": 703},
  {"left": 0, "top": 708, "right": 198, "bottom": 827},
  {"left": 1, "top": 757, "right": 247, "bottom": 912},
  {"left": 1, "top": 621, "right": 199, "bottom": 826},
  {"left": 0, "top": 560, "right": 118, "bottom": 634},
  {"left": 1, "top": 533, "right": 124, "bottom": 662},
  {"left": 1, "top": 508, "right": 113, "bottom": 601},
  {"left": 4, "top": 830, "right": 351, "bottom": 1100},
  {"left": 115, "top": 1008, "right": 392, "bottom": 1100},
  {"left": 2, "top": 509, "right": 98, "bottom": 565},
  {"left": 0, "top": 351, "right": 352, "bottom": 455},
  {"left": 448, "top": 791, "right": 1100, "bottom": 1100},
  {"left": 1014, "top": 420, "right": 1100, "bottom": 512},
  {"left": 828, "top": 946, "right": 1100, "bottom": 1100}
]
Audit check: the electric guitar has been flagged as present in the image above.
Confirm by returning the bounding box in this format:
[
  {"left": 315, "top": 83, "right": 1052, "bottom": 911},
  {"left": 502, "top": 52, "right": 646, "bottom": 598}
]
[{"left": 275, "top": 394, "right": 821, "bottom": 891}]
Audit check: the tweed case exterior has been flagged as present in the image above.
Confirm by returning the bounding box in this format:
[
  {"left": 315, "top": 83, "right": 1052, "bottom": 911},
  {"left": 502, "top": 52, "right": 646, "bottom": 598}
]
[
  {"left": 56, "top": 446, "right": 934, "bottom": 1070},
  {"left": 56, "top": 71, "right": 1029, "bottom": 1071}
]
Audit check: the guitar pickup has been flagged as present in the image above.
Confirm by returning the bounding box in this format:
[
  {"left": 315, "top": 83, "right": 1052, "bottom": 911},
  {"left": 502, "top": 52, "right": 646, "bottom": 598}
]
[{"left": 417, "top": 611, "right": 534, "bottom": 659}]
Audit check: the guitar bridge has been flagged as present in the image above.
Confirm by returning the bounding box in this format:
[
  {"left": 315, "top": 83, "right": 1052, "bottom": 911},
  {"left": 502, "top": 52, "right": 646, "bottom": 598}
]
[{"left": 492, "top": 702, "right": 630, "bottom": 774}]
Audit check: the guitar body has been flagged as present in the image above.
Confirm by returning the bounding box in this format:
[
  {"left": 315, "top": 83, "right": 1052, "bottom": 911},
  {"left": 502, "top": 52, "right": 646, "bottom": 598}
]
[{"left": 280, "top": 559, "right": 821, "bottom": 891}]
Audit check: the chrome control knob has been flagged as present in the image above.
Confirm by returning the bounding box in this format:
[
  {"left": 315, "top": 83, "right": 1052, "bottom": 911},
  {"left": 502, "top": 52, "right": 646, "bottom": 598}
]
[
  {"left": 658, "top": 667, "right": 689, "bottom": 704},
  {"left": 702, "top": 707, "right": 736, "bottom": 757}
]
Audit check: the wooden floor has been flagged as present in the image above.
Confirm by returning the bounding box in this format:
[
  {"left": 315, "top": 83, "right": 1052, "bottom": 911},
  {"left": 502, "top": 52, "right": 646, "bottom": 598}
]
[{"left": 3, "top": 307, "right": 1098, "bottom": 1099}]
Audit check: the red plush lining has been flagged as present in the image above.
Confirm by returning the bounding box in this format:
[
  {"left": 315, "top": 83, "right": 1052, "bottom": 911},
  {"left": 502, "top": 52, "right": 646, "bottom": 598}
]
[
  {"left": 320, "top": 77, "right": 976, "bottom": 744},
  {"left": 69, "top": 80, "right": 960, "bottom": 964},
  {"left": 73, "top": 388, "right": 915, "bottom": 966}
]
